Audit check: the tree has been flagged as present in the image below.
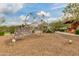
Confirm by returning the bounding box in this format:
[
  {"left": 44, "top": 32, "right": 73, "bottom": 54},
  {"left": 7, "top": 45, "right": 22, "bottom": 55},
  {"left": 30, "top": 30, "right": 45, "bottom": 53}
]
[
  {"left": 63, "top": 3, "right": 79, "bottom": 21},
  {"left": 50, "top": 20, "right": 66, "bottom": 32}
]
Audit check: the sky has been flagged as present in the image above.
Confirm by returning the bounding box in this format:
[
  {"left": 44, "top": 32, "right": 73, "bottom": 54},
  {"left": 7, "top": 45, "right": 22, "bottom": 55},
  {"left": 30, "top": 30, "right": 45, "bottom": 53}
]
[{"left": 0, "top": 3, "right": 68, "bottom": 26}]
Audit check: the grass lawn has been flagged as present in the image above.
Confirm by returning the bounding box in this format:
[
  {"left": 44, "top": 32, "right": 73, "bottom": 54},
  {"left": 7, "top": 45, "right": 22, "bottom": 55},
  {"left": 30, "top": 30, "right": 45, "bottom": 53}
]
[{"left": 4, "top": 32, "right": 11, "bottom": 36}]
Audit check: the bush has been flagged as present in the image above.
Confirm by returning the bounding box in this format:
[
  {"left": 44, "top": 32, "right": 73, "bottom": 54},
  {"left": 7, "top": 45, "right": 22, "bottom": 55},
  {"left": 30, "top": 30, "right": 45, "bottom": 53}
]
[
  {"left": 0, "top": 26, "right": 16, "bottom": 34},
  {"left": 46, "top": 29, "right": 53, "bottom": 33},
  {"left": 0, "top": 32, "right": 4, "bottom": 36},
  {"left": 8, "top": 26, "right": 16, "bottom": 34},
  {"left": 43, "top": 27, "right": 53, "bottom": 33},
  {"left": 75, "top": 30, "right": 79, "bottom": 35},
  {"left": 58, "top": 29, "right": 66, "bottom": 32}
]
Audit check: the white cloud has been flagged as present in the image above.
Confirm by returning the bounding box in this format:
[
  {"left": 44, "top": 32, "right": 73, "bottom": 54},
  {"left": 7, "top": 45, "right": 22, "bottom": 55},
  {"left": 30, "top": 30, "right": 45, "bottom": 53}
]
[
  {"left": 0, "top": 3, "right": 24, "bottom": 14},
  {"left": 19, "top": 15, "right": 26, "bottom": 21},
  {"left": 45, "top": 17, "right": 58, "bottom": 23},
  {"left": 37, "top": 11, "right": 61, "bottom": 23},
  {"left": 37, "top": 11, "right": 50, "bottom": 17},
  {"left": 18, "top": 15, "right": 32, "bottom": 25},
  {"left": 47, "top": 17, "right": 57, "bottom": 21},
  {"left": 19, "top": 15, "right": 31, "bottom": 21}
]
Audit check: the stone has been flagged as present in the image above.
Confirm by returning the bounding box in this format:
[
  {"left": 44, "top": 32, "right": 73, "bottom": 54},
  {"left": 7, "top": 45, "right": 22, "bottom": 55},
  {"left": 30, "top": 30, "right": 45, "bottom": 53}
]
[
  {"left": 12, "top": 39, "right": 16, "bottom": 43},
  {"left": 68, "top": 40, "right": 72, "bottom": 44}
]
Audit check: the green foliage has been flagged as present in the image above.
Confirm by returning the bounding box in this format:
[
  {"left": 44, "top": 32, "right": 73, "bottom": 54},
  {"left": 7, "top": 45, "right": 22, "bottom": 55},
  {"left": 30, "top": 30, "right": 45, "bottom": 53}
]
[
  {"left": 0, "top": 32, "right": 4, "bottom": 36},
  {"left": 39, "top": 23, "right": 53, "bottom": 33},
  {"left": 42, "top": 25, "right": 48, "bottom": 32},
  {"left": 58, "top": 29, "right": 66, "bottom": 32},
  {"left": 0, "top": 26, "right": 16, "bottom": 34},
  {"left": 50, "top": 20, "right": 66, "bottom": 32},
  {"left": 38, "top": 20, "right": 49, "bottom": 33},
  {"left": 63, "top": 3, "right": 79, "bottom": 21},
  {"left": 8, "top": 26, "right": 15, "bottom": 34},
  {"left": 45, "top": 27, "right": 53, "bottom": 33},
  {"left": 37, "top": 19, "right": 67, "bottom": 33},
  {"left": 75, "top": 30, "right": 79, "bottom": 35}
]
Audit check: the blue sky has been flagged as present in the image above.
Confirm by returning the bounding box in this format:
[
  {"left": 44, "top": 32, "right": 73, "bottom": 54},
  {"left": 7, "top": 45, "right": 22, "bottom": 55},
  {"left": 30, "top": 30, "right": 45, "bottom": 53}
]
[{"left": 0, "top": 3, "right": 68, "bottom": 26}]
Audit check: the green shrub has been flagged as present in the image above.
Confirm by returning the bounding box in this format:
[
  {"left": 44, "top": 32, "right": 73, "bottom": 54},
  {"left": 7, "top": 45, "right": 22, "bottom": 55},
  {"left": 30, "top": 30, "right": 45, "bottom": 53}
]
[
  {"left": 58, "top": 29, "right": 66, "bottom": 32},
  {"left": 0, "top": 26, "right": 16, "bottom": 34},
  {"left": 0, "top": 32, "right": 4, "bottom": 36},
  {"left": 46, "top": 29, "right": 53, "bottom": 33},
  {"left": 9, "top": 29, "right": 15, "bottom": 34},
  {"left": 8, "top": 26, "right": 16, "bottom": 34},
  {"left": 75, "top": 30, "right": 79, "bottom": 35},
  {"left": 43, "top": 28, "right": 53, "bottom": 33}
]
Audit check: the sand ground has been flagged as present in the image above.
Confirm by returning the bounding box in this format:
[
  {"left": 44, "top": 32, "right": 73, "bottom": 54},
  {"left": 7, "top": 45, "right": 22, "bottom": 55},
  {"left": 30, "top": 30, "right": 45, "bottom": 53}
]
[{"left": 0, "top": 33, "right": 79, "bottom": 56}]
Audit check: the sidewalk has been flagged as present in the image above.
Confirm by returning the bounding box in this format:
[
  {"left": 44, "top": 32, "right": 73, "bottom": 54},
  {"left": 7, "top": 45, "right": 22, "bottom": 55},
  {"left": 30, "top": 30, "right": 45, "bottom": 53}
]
[{"left": 55, "top": 31, "right": 79, "bottom": 37}]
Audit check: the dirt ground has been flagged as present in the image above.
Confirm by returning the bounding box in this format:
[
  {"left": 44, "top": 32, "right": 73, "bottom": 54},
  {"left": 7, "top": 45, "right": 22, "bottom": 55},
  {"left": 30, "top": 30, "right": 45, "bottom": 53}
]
[{"left": 0, "top": 33, "right": 79, "bottom": 56}]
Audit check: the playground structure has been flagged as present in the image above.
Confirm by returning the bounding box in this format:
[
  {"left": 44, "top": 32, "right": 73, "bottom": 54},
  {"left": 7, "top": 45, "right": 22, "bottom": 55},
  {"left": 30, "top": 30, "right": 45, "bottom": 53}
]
[
  {"left": 10, "top": 13, "right": 34, "bottom": 43},
  {"left": 9, "top": 11, "right": 51, "bottom": 44},
  {"left": 10, "top": 12, "right": 43, "bottom": 43},
  {"left": 11, "top": 25, "right": 32, "bottom": 41}
]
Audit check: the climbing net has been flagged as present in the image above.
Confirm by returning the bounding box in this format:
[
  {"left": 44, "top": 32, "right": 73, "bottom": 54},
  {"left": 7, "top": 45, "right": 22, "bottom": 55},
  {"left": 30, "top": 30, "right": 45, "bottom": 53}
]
[
  {"left": 12, "top": 25, "right": 32, "bottom": 40},
  {"left": 11, "top": 13, "right": 34, "bottom": 42},
  {"left": 10, "top": 11, "right": 49, "bottom": 43}
]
